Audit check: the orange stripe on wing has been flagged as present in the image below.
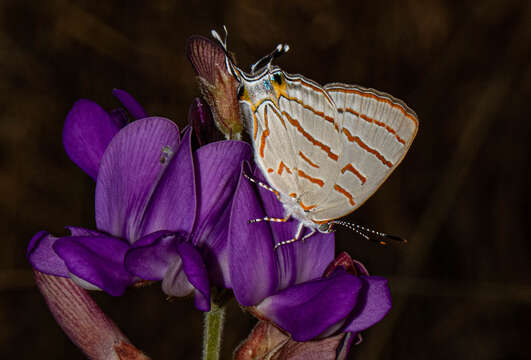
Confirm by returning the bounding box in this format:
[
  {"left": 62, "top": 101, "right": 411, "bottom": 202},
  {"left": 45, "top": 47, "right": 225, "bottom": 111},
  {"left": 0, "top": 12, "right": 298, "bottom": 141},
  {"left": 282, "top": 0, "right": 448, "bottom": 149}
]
[
  {"left": 299, "top": 200, "right": 316, "bottom": 211},
  {"left": 339, "top": 107, "right": 406, "bottom": 145},
  {"left": 328, "top": 87, "right": 418, "bottom": 128},
  {"left": 267, "top": 104, "right": 286, "bottom": 128},
  {"left": 288, "top": 78, "right": 335, "bottom": 106},
  {"left": 283, "top": 111, "right": 339, "bottom": 161},
  {"left": 277, "top": 161, "right": 292, "bottom": 175},
  {"left": 259, "top": 107, "right": 270, "bottom": 158},
  {"left": 341, "top": 163, "right": 366, "bottom": 184},
  {"left": 252, "top": 111, "right": 258, "bottom": 140},
  {"left": 342, "top": 128, "right": 393, "bottom": 168},
  {"left": 334, "top": 184, "right": 355, "bottom": 206},
  {"left": 299, "top": 151, "right": 319, "bottom": 168},
  {"left": 297, "top": 169, "right": 324, "bottom": 187},
  {"left": 283, "top": 95, "right": 336, "bottom": 126}
]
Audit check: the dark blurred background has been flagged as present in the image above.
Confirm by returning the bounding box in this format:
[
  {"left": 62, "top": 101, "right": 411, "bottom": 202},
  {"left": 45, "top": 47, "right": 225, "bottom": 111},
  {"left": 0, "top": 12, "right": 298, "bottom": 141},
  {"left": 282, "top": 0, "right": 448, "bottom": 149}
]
[{"left": 1, "top": 0, "right": 530, "bottom": 359}]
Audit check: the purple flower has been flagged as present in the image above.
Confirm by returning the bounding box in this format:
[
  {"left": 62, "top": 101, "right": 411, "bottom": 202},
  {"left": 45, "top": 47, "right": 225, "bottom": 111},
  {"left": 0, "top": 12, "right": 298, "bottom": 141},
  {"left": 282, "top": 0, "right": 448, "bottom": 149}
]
[
  {"left": 28, "top": 93, "right": 251, "bottom": 312},
  {"left": 229, "top": 162, "right": 392, "bottom": 342},
  {"left": 62, "top": 89, "right": 147, "bottom": 180}
]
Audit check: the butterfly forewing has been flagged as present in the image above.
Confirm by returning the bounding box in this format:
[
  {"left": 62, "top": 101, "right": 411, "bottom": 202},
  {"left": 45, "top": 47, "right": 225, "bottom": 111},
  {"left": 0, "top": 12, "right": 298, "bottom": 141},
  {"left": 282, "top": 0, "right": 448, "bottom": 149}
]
[
  {"left": 276, "top": 73, "right": 343, "bottom": 208},
  {"left": 309, "top": 83, "right": 418, "bottom": 222},
  {"left": 247, "top": 101, "right": 299, "bottom": 197}
]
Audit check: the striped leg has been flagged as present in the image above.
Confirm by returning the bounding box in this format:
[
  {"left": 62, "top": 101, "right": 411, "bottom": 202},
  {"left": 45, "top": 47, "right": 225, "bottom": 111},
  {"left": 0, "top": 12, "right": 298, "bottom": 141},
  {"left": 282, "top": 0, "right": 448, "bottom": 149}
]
[
  {"left": 248, "top": 216, "right": 289, "bottom": 224},
  {"left": 244, "top": 174, "right": 280, "bottom": 199},
  {"left": 274, "top": 222, "right": 305, "bottom": 249}
]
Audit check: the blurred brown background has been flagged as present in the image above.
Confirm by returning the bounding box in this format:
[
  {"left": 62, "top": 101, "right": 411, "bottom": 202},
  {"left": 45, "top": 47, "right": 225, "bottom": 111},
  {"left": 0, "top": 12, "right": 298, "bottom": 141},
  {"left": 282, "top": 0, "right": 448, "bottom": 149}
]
[{"left": 1, "top": 0, "right": 530, "bottom": 359}]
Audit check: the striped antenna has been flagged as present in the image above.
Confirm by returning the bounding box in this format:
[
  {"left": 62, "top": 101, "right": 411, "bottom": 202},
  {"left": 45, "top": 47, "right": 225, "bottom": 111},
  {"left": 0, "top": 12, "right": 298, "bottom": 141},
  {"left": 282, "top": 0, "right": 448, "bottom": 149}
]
[
  {"left": 330, "top": 220, "right": 407, "bottom": 245},
  {"left": 210, "top": 25, "right": 228, "bottom": 49},
  {"left": 210, "top": 26, "right": 243, "bottom": 81},
  {"left": 250, "top": 44, "right": 290, "bottom": 75}
]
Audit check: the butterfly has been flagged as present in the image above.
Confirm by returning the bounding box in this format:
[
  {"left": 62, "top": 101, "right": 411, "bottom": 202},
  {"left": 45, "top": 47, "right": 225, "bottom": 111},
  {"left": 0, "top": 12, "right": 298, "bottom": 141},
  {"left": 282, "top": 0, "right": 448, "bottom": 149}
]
[{"left": 212, "top": 28, "right": 419, "bottom": 248}]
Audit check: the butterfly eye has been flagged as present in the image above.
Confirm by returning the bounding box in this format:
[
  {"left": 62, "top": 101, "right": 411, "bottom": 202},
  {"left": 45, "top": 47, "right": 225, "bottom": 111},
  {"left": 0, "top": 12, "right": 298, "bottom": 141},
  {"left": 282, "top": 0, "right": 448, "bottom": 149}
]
[
  {"left": 237, "top": 85, "right": 245, "bottom": 99},
  {"left": 272, "top": 73, "right": 283, "bottom": 85},
  {"left": 318, "top": 223, "right": 333, "bottom": 233}
]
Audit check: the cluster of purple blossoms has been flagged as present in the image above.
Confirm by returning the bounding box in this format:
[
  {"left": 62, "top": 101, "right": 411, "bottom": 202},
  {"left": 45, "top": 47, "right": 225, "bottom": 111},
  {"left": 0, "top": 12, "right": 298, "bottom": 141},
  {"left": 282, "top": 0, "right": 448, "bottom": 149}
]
[{"left": 28, "top": 37, "right": 392, "bottom": 359}]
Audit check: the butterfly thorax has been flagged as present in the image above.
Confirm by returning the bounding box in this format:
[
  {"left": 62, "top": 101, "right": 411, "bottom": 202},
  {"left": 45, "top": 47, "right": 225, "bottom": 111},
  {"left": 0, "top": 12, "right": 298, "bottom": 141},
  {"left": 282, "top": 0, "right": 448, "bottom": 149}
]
[
  {"left": 236, "top": 68, "right": 287, "bottom": 113},
  {"left": 280, "top": 192, "right": 331, "bottom": 233}
]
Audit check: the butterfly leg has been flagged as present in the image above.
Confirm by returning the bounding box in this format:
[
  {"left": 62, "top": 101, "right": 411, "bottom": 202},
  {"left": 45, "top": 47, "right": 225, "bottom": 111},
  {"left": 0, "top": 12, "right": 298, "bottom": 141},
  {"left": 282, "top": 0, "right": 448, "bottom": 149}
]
[
  {"left": 248, "top": 216, "right": 289, "bottom": 224},
  {"left": 244, "top": 173, "right": 280, "bottom": 200},
  {"left": 301, "top": 228, "right": 316, "bottom": 243},
  {"left": 274, "top": 222, "right": 305, "bottom": 250}
]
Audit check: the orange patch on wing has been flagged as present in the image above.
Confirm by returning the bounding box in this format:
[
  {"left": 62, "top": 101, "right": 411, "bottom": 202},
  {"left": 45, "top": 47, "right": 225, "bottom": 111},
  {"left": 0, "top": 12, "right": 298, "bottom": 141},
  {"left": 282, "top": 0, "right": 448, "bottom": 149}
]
[
  {"left": 299, "top": 151, "right": 319, "bottom": 168},
  {"left": 267, "top": 168, "right": 274, "bottom": 173},
  {"left": 341, "top": 163, "right": 367, "bottom": 184},
  {"left": 283, "top": 111, "right": 339, "bottom": 161},
  {"left": 342, "top": 128, "right": 393, "bottom": 168},
  {"left": 334, "top": 184, "right": 355, "bottom": 206},
  {"left": 289, "top": 192, "right": 297, "bottom": 198},
  {"left": 339, "top": 107, "right": 406, "bottom": 145},
  {"left": 297, "top": 169, "right": 324, "bottom": 187}
]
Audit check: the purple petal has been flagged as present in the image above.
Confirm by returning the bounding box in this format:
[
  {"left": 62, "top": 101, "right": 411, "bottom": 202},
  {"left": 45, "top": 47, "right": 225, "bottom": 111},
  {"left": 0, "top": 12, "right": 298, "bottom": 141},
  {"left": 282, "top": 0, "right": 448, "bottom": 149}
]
[
  {"left": 343, "top": 276, "right": 392, "bottom": 333},
  {"left": 188, "top": 98, "right": 224, "bottom": 146},
  {"left": 176, "top": 241, "right": 210, "bottom": 311},
  {"left": 66, "top": 226, "right": 108, "bottom": 237},
  {"left": 161, "top": 257, "right": 194, "bottom": 297},
  {"left": 112, "top": 89, "right": 148, "bottom": 120},
  {"left": 53, "top": 235, "right": 133, "bottom": 296},
  {"left": 255, "top": 271, "right": 362, "bottom": 342},
  {"left": 124, "top": 231, "right": 180, "bottom": 280},
  {"left": 192, "top": 140, "right": 252, "bottom": 287},
  {"left": 108, "top": 108, "right": 129, "bottom": 129},
  {"left": 125, "top": 232, "right": 211, "bottom": 311},
  {"left": 251, "top": 165, "right": 335, "bottom": 289},
  {"left": 63, "top": 99, "right": 123, "bottom": 180},
  {"left": 229, "top": 162, "right": 278, "bottom": 306},
  {"left": 95, "top": 117, "right": 180, "bottom": 242},
  {"left": 140, "top": 129, "right": 196, "bottom": 236},
  {"left": 27, "top": 231, "right": 69, "bottom": 277}
]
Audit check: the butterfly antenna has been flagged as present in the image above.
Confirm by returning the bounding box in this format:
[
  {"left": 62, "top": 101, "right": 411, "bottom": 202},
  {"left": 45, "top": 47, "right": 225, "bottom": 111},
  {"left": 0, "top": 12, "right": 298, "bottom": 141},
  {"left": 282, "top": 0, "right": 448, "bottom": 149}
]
[
  {"left": 331, "top": 220, "right": 407, "bottom": 245},
  {"left": 211, "top": 25, "right": 228, "bottom": 50},
  {"left": 210, "top": 26, "right": 242, "bottom": 81},
  {"left": 251, "top": 43, "right": 290, "bottom": 75}
]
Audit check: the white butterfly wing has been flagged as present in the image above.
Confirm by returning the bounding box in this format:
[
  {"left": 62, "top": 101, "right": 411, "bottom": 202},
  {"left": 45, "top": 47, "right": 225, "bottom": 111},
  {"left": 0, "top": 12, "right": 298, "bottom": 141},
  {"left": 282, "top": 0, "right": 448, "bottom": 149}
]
[
  {"left": 276, "top": 74, "right": 344, "bottom": 209},
  {"left": 241, "top": 71, "right": 344, "bottom": 212},
  {"left": 309, "top": 83, "right": 419, "bottom": 222},
  {"left": 241, "top": 100, "right": 299, "bottom": 198}
]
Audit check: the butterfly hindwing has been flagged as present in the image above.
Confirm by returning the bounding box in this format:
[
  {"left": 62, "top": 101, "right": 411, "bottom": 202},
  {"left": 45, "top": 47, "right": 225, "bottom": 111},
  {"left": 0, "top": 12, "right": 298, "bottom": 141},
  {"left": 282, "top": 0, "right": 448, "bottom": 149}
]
[{"left": 308, "top": 83, "right": 418, "bottom": 222}]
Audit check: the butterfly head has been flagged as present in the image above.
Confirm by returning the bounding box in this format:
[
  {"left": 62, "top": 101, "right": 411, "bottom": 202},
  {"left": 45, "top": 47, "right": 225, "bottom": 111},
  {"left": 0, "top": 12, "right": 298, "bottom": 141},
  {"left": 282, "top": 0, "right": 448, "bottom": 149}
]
[
  {"left": 318, "top": 222, "right": 334, "bottom": 234},
  {"left": 211, "top": 27, "right": 289, "bottom": 103}
]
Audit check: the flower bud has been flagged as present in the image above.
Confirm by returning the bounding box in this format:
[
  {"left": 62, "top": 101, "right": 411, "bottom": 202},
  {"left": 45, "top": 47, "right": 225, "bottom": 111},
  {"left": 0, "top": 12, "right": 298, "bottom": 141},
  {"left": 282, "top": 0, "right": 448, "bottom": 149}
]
[{"left": 187, "top": 36, "right": 243, "bottom": 140}]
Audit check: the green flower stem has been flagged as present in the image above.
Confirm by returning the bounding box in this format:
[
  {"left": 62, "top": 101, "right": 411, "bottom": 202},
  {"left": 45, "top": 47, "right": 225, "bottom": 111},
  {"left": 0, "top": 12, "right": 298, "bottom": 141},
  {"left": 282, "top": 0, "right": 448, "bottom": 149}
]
[{"left": 202, "top": 300, "right": 226, "bottom": 360}]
